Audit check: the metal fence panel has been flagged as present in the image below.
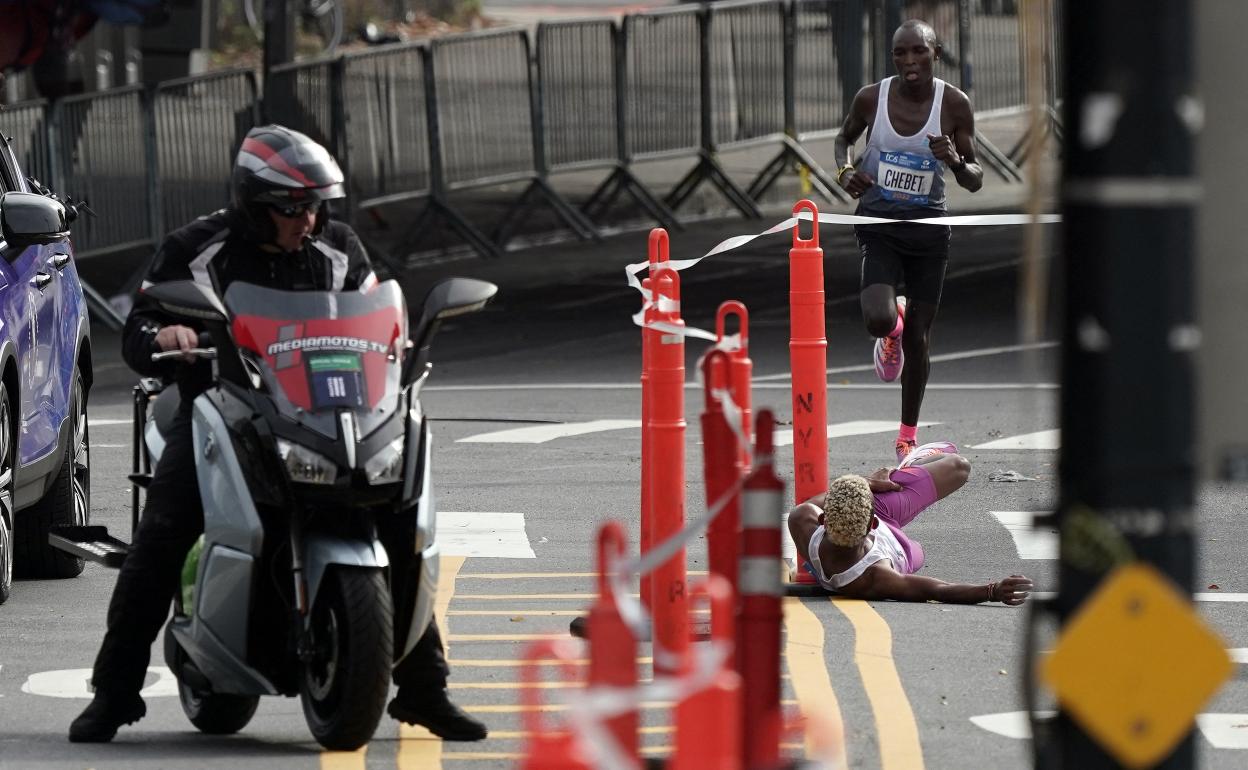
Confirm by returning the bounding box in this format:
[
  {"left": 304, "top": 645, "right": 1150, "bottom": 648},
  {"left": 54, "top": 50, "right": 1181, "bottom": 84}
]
[
  {"left": 266, "top": 57, "right": 340, "bottom": 153},
  {"left": 708, "top": 0, "right": 787, "bottom": 146},
  {"left": 154, "top": 69, "right": 259, "bottom": 237},
  {"left": 537, "top": 20, "right": 618, "bottom": 170},
  {"left": 624, "top": 8, "right": 702, "bottom": 157},
  {"left": 0, "top": 100, "right": 52, "bottom": 189},
  {"left": 793, "top": 0, "right": 870, "bottom": 137},
  {"left": 51, "top": 86, "right": 152, "bottom": 257},
  {"left": 433, "top": 30, "right": 536, "bottom": 187},
  {"left": 968, "top": 1, "right": 1023, "bottom": 111},
  {"left": 342, "top": 43, "right": 432, "bottom": 207}
]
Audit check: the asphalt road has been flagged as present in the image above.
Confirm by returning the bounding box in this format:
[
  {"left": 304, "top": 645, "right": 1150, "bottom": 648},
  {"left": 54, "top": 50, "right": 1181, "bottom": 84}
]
[{"left": 1, "top": 221, "right": 1245, "bottom": 770}]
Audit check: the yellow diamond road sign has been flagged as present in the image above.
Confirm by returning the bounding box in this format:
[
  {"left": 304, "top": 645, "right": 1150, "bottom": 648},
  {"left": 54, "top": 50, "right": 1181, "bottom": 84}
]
[{"left": 1042, "top": 563, "right": 1233, "bottom": 769}]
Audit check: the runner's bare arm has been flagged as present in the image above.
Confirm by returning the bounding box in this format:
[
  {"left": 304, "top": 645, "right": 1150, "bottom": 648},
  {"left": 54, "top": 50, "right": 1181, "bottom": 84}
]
[
  {"left": 929, "top": 86, "right": 983, "bottom": 192},
  {"left": 849, "top": 566, "right": 1032, "bottom": 605},
  {"left": 834, "top": 86, "right": 878, "bottom": 196},
  {"left": 787, "top": 501, "right": 823, "bottom": 555}
]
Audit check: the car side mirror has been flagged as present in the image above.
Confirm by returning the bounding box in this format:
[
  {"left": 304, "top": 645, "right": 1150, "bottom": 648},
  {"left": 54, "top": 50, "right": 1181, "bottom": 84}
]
[
  {"left": 142, "top": 280, "right": 229, "bottom": 323},
  {"left": 0, "top": 192, "right": 69, "bottom": 253}
]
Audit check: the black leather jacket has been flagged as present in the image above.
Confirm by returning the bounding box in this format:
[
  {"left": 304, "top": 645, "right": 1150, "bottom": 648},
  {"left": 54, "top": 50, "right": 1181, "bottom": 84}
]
[{"left": 122, "top": 208, "right": 377, "bottom": 395}]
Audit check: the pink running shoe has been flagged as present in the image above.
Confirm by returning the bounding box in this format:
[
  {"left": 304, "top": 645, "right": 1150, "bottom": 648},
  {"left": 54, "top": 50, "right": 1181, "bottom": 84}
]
[
  {"left": 898, "top": 440, "right": 959, "bottom": 468},
  {"left": 895, "top": 437, "right": 917, "bottom": 464},
  {"left": 873, "top": 296, "right": 906, "bottom": 382}
]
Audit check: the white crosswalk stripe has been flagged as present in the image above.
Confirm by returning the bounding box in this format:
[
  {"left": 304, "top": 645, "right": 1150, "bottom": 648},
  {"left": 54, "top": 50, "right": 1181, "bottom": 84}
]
[
  {"left": 972, "top": 711, "right": 1248, "bottom": 748},
  {"left": 989, "top": 511, "right": 1058, "bottom": 560},
  {"left": 971, "top": 429, "right": 1059, "bottom": 450},
  {"left": 457, "top": 419, "right": 641, "bottom": 444}
]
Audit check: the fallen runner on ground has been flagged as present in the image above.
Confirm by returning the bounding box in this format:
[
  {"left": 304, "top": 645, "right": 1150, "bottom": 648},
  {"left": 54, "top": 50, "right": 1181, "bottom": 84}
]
[{"left": 787, "top": 449, "right": 1032, "bottom": 605}]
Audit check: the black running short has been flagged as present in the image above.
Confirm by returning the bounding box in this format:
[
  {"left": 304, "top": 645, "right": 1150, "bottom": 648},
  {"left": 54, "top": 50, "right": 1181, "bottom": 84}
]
[{"left": 855, "top": 221, "right": 951, "bottom": 305}]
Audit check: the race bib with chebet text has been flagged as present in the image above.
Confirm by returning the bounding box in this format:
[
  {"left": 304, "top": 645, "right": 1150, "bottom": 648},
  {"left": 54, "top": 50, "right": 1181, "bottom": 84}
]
[{"left": 878, "top": 150, "right": 936, "bottom": 205}]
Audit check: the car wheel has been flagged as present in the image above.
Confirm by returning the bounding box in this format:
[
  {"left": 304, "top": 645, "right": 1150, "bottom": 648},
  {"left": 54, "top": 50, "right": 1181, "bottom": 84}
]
[
  {"left": 0, "top": 384, "right": 14, "bottom": 604},
  {"left": 14, "top": 369, "right": 89, "bottom": 579}
]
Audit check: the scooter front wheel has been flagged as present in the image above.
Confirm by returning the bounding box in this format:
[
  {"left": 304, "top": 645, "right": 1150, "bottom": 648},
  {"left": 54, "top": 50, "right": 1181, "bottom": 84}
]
[
  {"left": 300, "top": 567, "right": 393, "bottom": 750},
  {"left": 178, "top": 682, "right": 260, "bottom": 735}
]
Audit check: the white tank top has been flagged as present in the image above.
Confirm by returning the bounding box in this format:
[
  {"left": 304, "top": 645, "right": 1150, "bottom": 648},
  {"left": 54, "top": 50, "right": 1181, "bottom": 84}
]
[
  {"left": 806, "top": 524, "right": 911, "bottom": 592},
  {"left": 857, "top": 76, "right": 948, "bottom": 214}
]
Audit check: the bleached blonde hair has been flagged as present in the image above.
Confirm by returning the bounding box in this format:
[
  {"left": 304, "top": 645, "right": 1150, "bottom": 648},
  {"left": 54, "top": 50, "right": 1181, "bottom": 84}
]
[{"left": 822, "top": 474, "right": 874, "bottom": 546}]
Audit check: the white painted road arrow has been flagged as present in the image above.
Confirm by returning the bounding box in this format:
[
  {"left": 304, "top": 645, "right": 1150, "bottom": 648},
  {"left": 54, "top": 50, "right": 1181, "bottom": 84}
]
[
  {"left": 972, "top": 710, "right": 1248, "bottom": 749},
  {"left": 971, "top": 429, "right": 1059, "bottom": 450},
  {"left": 457, "top": 419, "right": 641, "bottom": 444}
]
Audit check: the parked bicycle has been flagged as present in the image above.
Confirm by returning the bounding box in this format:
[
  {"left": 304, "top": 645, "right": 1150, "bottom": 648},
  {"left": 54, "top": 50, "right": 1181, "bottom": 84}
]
[{"left": 244, "top": 0, "right": 345, "bottom": 56}]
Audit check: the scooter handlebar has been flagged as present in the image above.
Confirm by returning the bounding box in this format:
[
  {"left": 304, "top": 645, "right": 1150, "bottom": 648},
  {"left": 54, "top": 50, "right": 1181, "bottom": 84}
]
[{"left": 151, "top": 348, "right": 217, "bottom": 362}]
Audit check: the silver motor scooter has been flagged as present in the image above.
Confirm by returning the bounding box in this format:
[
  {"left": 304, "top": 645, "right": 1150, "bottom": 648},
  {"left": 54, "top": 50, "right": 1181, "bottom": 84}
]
[{"left": 52, "top": 276, "right": 496, "bottom": 749}]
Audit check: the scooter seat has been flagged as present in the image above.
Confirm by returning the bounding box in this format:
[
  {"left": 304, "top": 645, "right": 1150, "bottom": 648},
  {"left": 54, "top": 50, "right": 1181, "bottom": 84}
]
[{"left": 149, "top": 383, "right": 182, "bottom": 437}]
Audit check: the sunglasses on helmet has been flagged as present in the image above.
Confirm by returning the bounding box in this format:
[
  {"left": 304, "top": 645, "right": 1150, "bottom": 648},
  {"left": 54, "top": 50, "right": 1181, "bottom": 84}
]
[{"left": 271, "top": 201, "right": 321, "bottom": 218}]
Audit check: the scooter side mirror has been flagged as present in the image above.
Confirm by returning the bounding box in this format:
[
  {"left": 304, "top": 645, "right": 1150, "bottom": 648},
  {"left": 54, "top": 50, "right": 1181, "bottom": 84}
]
[
  {"left": 403, "top": 277, "right": 497, "bottom": 385},
  {"left": 142, "top": 280, "right": 229, "bottom": 323}
]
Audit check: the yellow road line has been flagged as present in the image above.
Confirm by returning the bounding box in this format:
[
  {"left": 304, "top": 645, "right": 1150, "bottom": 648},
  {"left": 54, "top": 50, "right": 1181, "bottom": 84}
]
[
  {"left": 456, "top": 593, "right": 629, "bottom": 600},
  {"left": 447, "top": 608, "right": 710, "bottom": 617},
  {"left": 320, "top": 748, "right": 366, "bottom": 770},
  {"left": 464, "top": 699, "right": 798, "bottom": 714},
  {"left": 832, "top": 599, "right": 923, "bottom": 770},
  {"left": 783, "top": 597, "right": 849, "bottom": 768},
  {"left": 397, "top": 555, "right": 467, "bottom": 770},
  {"left": 448, "top": 657, "right": 654, "bottom": 666},
  {"left": 448, "top": 633, "right": 567, "bottom": 642}
]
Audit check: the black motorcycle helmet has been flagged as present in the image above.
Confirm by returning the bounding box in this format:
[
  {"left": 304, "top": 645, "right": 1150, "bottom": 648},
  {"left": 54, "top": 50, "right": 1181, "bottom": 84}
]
[{"left": 231, "top": 125, "right": 345, "bottom": 244}]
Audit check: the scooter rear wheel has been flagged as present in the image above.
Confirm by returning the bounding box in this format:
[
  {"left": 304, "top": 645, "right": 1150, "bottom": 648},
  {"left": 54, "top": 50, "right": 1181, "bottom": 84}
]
[
  {"left": 300, "top": 566, "right": 393, "bottom": 750},
  {"left": 178, "top": 682, "right": 260, "bottom": 735}
]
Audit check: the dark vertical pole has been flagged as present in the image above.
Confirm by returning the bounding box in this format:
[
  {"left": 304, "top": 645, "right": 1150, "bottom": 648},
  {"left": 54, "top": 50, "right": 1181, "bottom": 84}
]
[
  {"left": 956, "top": 0, "right": 972, "bottom": 92},
  {"left": 263, "top": 0, "right": 297, "bottom": 83},
  {"left": 698, "top": 7, "right": 713, "bottom": 153},
  {"left": 1050, "top": 2, "right": 1196, "bottom": 768},
  {"left": 783, "top": 2, "right": 796, "bottom": 136}
]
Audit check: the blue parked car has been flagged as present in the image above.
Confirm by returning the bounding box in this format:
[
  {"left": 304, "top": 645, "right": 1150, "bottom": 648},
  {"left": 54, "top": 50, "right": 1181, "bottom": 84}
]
[{"left": 0, "top": 131, "right": 93, "bottom": 604}]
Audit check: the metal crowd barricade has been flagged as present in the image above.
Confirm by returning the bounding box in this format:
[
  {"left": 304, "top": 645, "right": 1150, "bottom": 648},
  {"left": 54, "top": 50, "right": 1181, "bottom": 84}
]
[
  {"left": 341, "top": 43, "right": 432, "bottom": 212},
  {"left": 152, "top": 69, "right": 260, "bottom": 238},
  {"left": 265, "top": 55, "right": 343, "bottom": 157},
  {"left": 49, "top": 85, "right": 154, "bottom": 259},
  {"left": 620, "top": 6, "right": 759, "bottom": 218},
  {"left": 431, "top": 28, "right": 596, "bottom": 253},
  {"left": 791, "top": 0, "right": 870, "bottom": 139},
  {"left": 538, "top": 18, "right": 680, "bottom": 231},
  {"left": 707, "top": 0, "right": 847, "bottom": 205},
  {"left": 0, "top": 99, "right": 53, "bottom": 189}
]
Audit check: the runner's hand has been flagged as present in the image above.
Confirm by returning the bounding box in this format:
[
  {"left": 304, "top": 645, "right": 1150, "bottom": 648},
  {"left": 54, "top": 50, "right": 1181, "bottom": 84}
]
[
  {"left": 866, "top": 467, "right": 901, "bottom": 493},
  {"left": 993, "top": 574, "right": 1033, "bottom": 606},
  {"left": 842, "top": 170, "right": 875, "bottom": 200},
  {"left": 154, "top": 324, "right": 199, "bottom": 363},
  {"left": 926, "top": 133, "right": 961, "bottom": 167}
]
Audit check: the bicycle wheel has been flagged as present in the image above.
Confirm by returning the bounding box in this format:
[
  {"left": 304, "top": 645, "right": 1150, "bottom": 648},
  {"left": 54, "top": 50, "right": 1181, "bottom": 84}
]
[{"left": 302, "top": 0, "right": 345, "bottom": 54}]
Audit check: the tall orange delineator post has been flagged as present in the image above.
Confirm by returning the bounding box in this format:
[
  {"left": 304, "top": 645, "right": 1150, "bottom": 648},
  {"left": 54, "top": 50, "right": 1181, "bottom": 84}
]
[
  {"left": 739, "top": 409, "right": 785, "bottom": 769},
  {"left": 788, "top": 199, "right": 828, "bottom": 584},
  {"left": 588, "top": 521, "right": 639, "bottom": 762},
  {"left": 519, "top": 639, "right": 593, "bottom": 770},
  {"left": 701, "top": 350, "right": 743, "bottom": 601},
  {"left": 716, "top": 301, "right": 753, "bottom": 467},
  {"left": 640, "top": 228, "right": 669, "bottom": 611},
  {"left": 647, "top": 266, "right": 688, "bottom": 676},
  {"left": 670, "top": 575, "right": 743, "bottom": 770}
]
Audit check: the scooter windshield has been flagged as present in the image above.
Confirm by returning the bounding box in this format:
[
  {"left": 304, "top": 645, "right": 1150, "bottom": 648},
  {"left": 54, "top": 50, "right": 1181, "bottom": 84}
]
[{"left": 225, "top": 280, "right": 407, "bottom": 435}]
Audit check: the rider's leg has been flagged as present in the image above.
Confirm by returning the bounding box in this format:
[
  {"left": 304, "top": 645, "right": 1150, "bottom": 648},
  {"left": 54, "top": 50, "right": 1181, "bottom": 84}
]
[
  {"left": 379, "top": 514, "right": 487, "bottom": 742},
  {"left": 70, "top": 412, "right": 204, "bottom": 742}
]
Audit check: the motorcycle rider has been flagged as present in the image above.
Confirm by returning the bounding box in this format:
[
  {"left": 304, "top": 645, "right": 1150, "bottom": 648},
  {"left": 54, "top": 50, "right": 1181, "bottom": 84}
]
[{"left": 69, "top": 125, "right": 488, "bottom": 744}]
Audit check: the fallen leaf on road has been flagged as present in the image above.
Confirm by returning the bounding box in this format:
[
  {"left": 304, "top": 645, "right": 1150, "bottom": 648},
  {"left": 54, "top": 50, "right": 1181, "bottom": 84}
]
[
  {"left": 510, "top": 616, "right": 525, "bottom": 622},
  {"left": 1208, "top": 584, "right": 1220, "bottom": 590},
  {"left": 988, "top": 470, "right": 1038, "bottom": 482},
  {"left": 998, "top": 669, "right": 1008, "bottom": 675}
]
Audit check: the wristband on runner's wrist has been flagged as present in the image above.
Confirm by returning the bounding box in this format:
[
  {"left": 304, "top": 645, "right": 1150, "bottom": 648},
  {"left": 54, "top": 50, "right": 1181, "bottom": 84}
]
[
  {"left": 950, "top": 157, "right": 967, "bottom": 173},
  {"left": 836, "top": 164, "right": 855, "bottom": 184},
  {"left": 987, "top": 582, "right": 997, "bottom": 602}
]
